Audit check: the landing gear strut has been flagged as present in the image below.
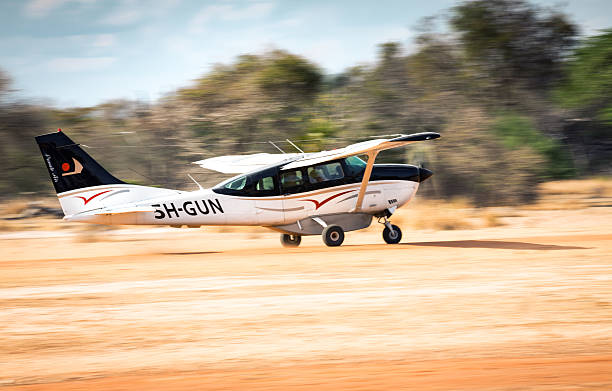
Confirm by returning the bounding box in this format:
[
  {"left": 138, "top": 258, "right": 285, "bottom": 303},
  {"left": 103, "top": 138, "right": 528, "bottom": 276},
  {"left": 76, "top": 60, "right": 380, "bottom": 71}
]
[
  {"left": 379, "top": 216, "right": 402, "bottom": 244},
  {"left": 281, "top": 234, "right": 301, "bottom": 247}
]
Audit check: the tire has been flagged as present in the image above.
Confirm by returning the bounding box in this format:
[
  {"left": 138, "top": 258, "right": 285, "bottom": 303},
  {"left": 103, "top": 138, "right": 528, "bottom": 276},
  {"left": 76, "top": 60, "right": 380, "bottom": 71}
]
[
  {"left": 322, "top": 225, "right": 344, "bottom": 247},
  {"left": 281, "top": 234, "right": 301, "bottom": 247},
  {"left": 383, "top": 224, "right": 402, "bottom": 244}
]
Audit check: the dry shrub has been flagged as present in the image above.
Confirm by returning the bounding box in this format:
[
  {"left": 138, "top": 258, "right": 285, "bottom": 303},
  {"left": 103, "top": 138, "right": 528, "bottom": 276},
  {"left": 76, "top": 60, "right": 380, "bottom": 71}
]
[
  {"left": 538, "top": 178, "right": 612, "bottom": 197},
  {"left": 523, "top": 199, "right": 584, "bottom": 211},
  {"left": 430, "top": 107, "right": 544, "bottom": 206},
  {"left": 216, "top": 226, "right": 237, "bottom": 233},
  {"left": 527, "top": 178, "right": 612, "bottom": 210},
  {"left": 75, "top": 232, "right": 101, "bottom": 243},
  {"left": 399, "top": 199, "right": 473, "bottom": 231},
  {"left": 3, "top": 200, "right": 29, "bottom": 215},
  {"left": 481, "top": 210, "right": 503, "bottom": 227},
  {"left": 247, "top": 231, "right": 263, "bottom": 240},
  {"left": 0, "top": 220, "right": 18, "bottom": 232},
  {"left": 74, "top": 224, "right": 113, "bottom": 243}
]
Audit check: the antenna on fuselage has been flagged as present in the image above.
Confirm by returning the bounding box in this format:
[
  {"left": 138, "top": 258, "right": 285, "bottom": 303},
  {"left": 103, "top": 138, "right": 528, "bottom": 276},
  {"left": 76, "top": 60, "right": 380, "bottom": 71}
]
[
  {"left": 285, "top": 139, "right": 304, "bottom": 153},
  {"left": 187, "top": 173, "right": 204, "bottom": 191},
  {"left": 268, "top": 141, "right": 286, "bottom": 154}
]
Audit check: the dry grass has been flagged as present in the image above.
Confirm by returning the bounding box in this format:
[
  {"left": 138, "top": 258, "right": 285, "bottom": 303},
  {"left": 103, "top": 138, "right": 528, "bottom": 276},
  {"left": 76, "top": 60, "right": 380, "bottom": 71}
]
[
  {"left": 396, "top": 198, "right": 473, "bottom": 231},
  {"left": 0, "top": 220, "right": 19, "bottom": 232},
  {"left": 2, "top": 200, "right": 29, "bottom": 216},
  {"left": 525, "top": 178, "right": 612, "bottom": 211},
  {"left": 538, "top": 178, "right": 612, "bottom": 197},
  {"left": 481, "top": 210, "right": 504, "bottom": 227},
  {"left": 74, "top": 224, "right": 116, "bottom": 243}
]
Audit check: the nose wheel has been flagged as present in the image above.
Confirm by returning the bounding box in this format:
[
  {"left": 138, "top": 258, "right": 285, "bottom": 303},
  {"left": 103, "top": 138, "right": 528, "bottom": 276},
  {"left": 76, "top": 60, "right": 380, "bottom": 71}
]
[{"left": 379, "top": 216, "right": 402, "bottom": 244}]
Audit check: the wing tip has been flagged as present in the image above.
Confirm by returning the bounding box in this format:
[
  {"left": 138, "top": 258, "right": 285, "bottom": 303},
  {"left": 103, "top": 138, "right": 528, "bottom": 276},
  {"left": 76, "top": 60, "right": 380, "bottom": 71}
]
[{"left": 391, "top": 132, "right": 440, "bottom": 142}]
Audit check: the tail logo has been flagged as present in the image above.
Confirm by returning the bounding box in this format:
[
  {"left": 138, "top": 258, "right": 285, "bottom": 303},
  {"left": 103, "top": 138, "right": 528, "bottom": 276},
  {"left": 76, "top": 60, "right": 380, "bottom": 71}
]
[{"left": 62, "top": 158, "right": 83, "bottom": 176}]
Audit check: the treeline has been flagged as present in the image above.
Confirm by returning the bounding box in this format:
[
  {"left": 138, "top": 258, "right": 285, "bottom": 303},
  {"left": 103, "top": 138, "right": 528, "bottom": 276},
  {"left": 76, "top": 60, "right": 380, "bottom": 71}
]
[{"left": 1, "top": 0, "right": 611, "bottom": 205}]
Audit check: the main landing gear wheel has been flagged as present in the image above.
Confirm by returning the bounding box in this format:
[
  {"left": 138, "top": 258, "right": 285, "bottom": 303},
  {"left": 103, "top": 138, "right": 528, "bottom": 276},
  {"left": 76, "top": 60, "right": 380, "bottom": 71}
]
[
  {"left": 382, "top": 224, "right": 402, "bottom": 244},
  {"left": 322, "top": 225, "right": 344, "bottom": 247},
  {"left": 281, "top": 234, "right": 301, "bottom": 247}
]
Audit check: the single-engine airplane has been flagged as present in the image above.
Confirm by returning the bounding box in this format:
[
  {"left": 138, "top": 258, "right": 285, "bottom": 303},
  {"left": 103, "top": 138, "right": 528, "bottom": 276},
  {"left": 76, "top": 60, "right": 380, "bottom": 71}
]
[{"left": 36, "top": 130, "right": 439, "bottom": 247}]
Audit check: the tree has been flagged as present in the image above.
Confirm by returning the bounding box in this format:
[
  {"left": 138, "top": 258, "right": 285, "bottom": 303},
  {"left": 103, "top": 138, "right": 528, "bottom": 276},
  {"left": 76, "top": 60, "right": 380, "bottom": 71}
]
[
  {"left": 556, "top": 30, "right": 612, "bottom": 126},
  {"left": 451, "top": 0, "right": 577, "bottom": 94},
  {"left": 0, "top": 69, "right": 9, "bottom": 95}
]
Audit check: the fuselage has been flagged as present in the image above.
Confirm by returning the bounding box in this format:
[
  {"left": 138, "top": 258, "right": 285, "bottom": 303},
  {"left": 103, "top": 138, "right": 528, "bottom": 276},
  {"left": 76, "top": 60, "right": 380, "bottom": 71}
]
[{"left": 64, "top": 158, "right": 432, "bottom": 230}]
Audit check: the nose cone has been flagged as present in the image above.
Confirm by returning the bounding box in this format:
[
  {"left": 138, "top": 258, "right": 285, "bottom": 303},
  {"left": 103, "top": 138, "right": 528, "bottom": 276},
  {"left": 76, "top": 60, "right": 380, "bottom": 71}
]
[{"left": 418, "top": 167, "right": 433, "bottom": 182}]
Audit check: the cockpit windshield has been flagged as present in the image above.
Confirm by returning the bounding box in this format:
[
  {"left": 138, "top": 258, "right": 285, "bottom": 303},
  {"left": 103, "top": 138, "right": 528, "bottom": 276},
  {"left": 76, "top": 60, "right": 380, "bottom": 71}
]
[{"left": 223, "top": 175, "right": 247, "bottom": 190}]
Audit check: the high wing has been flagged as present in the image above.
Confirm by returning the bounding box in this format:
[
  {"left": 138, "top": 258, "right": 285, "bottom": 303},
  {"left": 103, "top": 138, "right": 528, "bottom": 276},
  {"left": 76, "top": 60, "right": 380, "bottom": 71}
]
[
  {"left": 193, "top": 153, "right": 301, "bottom": 174},
  {"left": 194, "top": 132, "right": 440, "bottom": 174},
  {"left": 281, "top": 132, "right": 439, "bottom": 170}
]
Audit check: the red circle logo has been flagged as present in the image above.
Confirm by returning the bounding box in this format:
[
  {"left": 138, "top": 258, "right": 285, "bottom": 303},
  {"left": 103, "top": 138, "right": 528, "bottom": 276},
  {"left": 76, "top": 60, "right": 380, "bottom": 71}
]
[{"left": 61, "top": 163, "right": 70, "bottom": 171}]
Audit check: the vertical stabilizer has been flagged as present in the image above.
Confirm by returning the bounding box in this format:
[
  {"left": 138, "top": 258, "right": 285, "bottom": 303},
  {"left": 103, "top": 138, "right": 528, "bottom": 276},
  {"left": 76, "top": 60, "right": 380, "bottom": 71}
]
[{"left": 35, "top": 130, "right": 124, "bottom": 194}]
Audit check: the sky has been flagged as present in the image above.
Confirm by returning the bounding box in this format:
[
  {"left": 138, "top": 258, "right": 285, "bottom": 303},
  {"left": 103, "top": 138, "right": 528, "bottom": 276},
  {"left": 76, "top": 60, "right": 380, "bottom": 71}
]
[{"left": 0, "top": 0, "right": 610, "bottom": 108}]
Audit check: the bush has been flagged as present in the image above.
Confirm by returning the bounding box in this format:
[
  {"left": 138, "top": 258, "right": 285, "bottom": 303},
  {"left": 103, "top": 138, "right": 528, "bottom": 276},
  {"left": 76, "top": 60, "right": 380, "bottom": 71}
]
[
  {"left": 492, "top": 113, "right": 575, "bottom": 179},
  {"left": 431, "top": 108, "right": 544, "bottom": 205}
]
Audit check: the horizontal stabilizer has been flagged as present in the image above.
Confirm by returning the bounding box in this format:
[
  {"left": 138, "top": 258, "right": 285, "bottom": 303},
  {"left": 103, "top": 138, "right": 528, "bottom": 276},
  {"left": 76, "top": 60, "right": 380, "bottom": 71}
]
[{"left": 93, "top": 206, "right": 155, "bottom": 216}]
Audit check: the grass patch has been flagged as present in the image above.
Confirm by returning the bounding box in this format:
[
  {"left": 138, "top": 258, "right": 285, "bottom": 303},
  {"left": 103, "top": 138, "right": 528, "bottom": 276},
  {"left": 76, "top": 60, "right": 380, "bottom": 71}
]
[
  {"left": 396, "top": 198, "right": 473, "bottom": 231},
  {"left": 2, "top": 200, "right": 29, "bottom": 216}
]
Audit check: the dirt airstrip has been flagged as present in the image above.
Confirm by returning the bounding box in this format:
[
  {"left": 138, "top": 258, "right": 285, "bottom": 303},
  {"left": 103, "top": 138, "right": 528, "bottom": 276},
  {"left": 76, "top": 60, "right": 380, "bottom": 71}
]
[{"left": 1, "top": 205, "right": 611, "bottom": 390}]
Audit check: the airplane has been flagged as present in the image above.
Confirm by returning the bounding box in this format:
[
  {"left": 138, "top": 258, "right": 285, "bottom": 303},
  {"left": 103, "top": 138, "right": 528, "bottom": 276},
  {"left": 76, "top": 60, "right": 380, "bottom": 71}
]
[{"left": 35, "top": 129, "right": 440, "bottom": 247}]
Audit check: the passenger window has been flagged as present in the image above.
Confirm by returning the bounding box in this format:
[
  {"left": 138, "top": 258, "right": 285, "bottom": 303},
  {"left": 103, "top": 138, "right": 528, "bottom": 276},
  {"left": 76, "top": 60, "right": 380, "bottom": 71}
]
[
  {"left": 256, "top": 176, "right": 275, "bottom": 191},
  {"left": 307, "top": 162, "right": 344, "bottom": 183},
  {"left": 280, "top": 170, "right": 304, "bottom": 193}
]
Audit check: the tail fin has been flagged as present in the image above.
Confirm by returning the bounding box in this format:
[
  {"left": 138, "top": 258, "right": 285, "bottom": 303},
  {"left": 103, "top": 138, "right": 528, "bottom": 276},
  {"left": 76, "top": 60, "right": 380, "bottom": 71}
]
[{"left": 35, "top": 130, "right": 124, "bottom": 194}]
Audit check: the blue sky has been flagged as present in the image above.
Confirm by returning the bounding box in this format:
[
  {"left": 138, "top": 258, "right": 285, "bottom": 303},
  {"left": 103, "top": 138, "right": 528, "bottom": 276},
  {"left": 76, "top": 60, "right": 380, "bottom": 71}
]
[{"left": 1, "top": 0, "right": 610, "bottom": 108}]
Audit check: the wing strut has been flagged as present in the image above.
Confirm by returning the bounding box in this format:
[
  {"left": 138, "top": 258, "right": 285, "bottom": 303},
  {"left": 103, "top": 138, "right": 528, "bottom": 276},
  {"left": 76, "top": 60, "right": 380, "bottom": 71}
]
[{"left": 352, "top": 151, "right": 379, "bottom": 212}]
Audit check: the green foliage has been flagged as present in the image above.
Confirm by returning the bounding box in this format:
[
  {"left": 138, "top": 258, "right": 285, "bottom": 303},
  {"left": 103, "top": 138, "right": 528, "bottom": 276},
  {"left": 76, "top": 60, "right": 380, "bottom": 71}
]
[
  {"left": 451, "top": 0, "right": 577, "bottom": 90},
  {"left": 433, "top": 108, "right": 544, "bottom": 205},
  {"left": 598, "top": 107, "right": 612, "bottom": 125},
  {"left": 300, "top": 118, "right": 338, "bottom": 151},
  {"left": 491, "top": 113, "right": 575, "bottom": 179},
  {"left": 257, "top": 52, "right": 322, "bottom": 99},
  {"left": 556, "top": 30, "right": 612, "bottom": 125}
]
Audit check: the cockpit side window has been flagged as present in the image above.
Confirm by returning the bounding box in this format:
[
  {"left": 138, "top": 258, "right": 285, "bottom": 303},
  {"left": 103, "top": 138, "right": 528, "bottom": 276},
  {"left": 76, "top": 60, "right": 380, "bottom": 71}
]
[
  {"left": 343, "top": 156, "right": 367, "bottom": 178},
  {"left": 307, "top": 162, "right": 344, "bottom": 183},
  {"left": 280, "top": 169, "right": 305, "bottom": 194}
]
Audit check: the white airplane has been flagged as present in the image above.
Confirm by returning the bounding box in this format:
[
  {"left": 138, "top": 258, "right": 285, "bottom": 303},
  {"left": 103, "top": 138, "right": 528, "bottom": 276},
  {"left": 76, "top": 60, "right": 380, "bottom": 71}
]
[{"left": 36, "top": 129, "right": 439, "bottom": 247}]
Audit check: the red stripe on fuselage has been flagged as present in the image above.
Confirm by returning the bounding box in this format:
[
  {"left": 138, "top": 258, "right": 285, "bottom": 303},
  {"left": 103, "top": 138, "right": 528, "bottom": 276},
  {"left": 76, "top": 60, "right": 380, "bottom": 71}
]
[{"left": 302, "top": 190, "right": 355, "bottom": 210}]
